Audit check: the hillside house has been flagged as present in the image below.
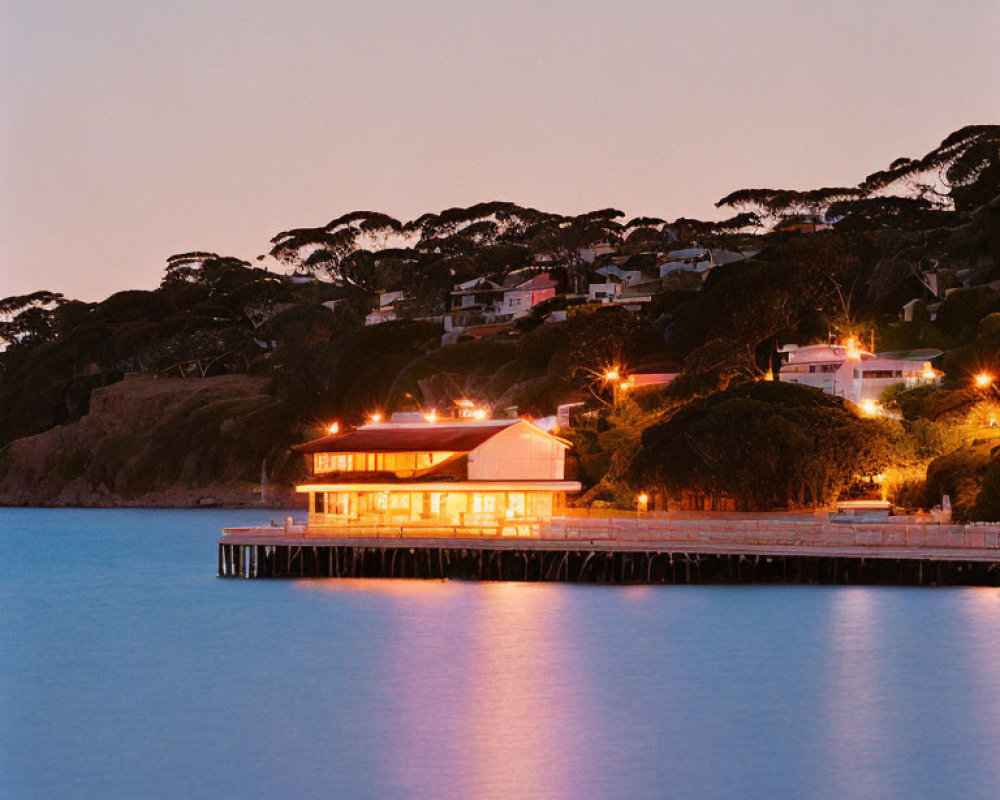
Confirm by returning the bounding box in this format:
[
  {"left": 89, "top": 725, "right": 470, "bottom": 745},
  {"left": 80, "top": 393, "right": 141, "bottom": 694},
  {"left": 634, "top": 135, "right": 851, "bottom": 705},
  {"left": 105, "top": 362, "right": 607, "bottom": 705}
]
[
  {"left": 778, "top": 340, "right": 941, "bottom": 405},
  {"left": 502, "top": 273, "right": 558, "bottom": 318},
  {"left": 579, "top": 242, "right": 617, "bottom": 263},
  {"left": 295, "top": 419, "right": 581, "bottom": 534},
  {"left": 658, "top": 249, "right": 748, "bottom": 278},
  {"left": 446, "top": 278, "right": 505, "bottom": 332},
  {"left": 365, "top": 290, "right": 406, "bottom": 326},
  {"left": 774, "top": 213, "right": 832, "bottom": 233}
]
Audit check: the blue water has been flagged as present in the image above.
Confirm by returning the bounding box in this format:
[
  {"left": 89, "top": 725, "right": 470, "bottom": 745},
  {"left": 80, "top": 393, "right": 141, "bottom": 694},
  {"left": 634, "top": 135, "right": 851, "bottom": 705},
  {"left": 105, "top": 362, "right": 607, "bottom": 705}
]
[{"left": 2, "top": 509, "right": 999, "bottom": 799}]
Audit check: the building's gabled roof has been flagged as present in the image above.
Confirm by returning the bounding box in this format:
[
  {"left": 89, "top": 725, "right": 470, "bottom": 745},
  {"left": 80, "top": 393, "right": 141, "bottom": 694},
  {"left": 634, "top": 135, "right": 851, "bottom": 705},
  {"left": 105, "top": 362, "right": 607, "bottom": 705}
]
[
  {"left": 508, "top": 273, "right": 558, "bottom": 293},
  {"left": 450, "top": 278, "right": 503, "bottom": 295},
  {"left": 294, "top": 420, "right": 520, "bottom": 454}
]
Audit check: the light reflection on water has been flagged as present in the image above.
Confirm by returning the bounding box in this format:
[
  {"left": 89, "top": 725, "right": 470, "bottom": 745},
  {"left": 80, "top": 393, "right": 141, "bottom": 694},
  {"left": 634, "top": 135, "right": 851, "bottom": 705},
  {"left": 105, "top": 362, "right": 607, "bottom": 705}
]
[{"left": 2, "top": 509, "right": 1000, "bottom": 800}]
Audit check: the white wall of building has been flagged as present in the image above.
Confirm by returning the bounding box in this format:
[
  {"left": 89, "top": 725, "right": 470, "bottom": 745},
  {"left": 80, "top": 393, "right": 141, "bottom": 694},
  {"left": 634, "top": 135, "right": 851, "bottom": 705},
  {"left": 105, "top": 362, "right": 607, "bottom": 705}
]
[{"left": 467, "top": 421, "right": 567, "bottom": 480}]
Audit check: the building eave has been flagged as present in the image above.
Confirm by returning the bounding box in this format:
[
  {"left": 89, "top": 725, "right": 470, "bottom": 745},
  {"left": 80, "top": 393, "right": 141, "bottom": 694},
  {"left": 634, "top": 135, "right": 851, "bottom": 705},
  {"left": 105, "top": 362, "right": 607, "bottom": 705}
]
[{"left": 296, "top": 480, "right": 582, "bottom": 493}]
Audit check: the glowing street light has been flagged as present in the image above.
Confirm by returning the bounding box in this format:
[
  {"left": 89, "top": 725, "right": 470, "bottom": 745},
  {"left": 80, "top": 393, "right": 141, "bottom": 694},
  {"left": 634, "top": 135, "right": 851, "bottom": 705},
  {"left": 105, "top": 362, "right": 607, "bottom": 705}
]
[
  {"left": 327, "top": 421, "right": 340, "bottom": 435},
  {"left": 423, "top": 410, "right": 438, "bottom": 423},
  {"left": 859, "top": 399, "right": 879, "bottom": 417},
  {"left": 471, "top": 408, "right": 488, "bottom": 420},
  {"left": 603, "top": 367, "right": 620, "bottom": 383},
  {"left": 974, "top": 372, "right": 994, "bottom": 390},
  {"left": 637, "top": 493, "right": 649, "bottom": 513},
  {"left": 369, "top": 412, "right": 382, "bottom": 424}
]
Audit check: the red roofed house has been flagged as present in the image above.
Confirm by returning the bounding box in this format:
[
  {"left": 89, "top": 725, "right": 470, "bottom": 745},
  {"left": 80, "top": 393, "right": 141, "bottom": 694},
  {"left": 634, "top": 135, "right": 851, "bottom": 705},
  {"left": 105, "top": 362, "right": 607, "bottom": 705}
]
[{"left": 295, "top": 419, "right": 581, "bottom": 534}]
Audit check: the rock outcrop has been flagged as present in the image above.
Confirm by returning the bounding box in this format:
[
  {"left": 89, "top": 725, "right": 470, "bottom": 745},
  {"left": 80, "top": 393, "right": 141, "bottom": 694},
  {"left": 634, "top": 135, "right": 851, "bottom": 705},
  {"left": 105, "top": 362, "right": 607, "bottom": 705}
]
[{"left": 0, "top": 375, "right": 304, "bottom": 508}]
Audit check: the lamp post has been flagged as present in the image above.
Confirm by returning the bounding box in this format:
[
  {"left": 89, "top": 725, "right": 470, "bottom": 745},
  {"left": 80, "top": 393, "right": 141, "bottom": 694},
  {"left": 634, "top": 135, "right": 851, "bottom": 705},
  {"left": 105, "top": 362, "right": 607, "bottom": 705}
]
[{"left": 636, "top": 493, "right": 648, "bottom": 537}]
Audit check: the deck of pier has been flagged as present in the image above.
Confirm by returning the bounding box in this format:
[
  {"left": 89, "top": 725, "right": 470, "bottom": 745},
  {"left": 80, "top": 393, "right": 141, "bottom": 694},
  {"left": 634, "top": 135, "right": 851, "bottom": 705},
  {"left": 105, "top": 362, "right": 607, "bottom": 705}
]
[{"left": 218, "top": 517, "right": 1000, "bottom": 585}]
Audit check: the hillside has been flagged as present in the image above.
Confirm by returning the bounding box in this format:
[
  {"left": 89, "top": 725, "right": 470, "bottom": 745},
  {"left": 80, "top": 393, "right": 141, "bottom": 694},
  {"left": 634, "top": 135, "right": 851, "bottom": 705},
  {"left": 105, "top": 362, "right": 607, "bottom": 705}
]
[
  {"left": 1, "top": 124, "right": 998, "bottom": 515},
  {"left": 0, "top": 375, "right": 303, "bottom": 508}
]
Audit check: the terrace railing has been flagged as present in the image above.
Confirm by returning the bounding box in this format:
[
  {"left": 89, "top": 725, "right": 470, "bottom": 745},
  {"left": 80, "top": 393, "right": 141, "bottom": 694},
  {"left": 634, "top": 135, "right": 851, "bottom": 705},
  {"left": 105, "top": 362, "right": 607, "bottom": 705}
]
[{"left": 222, "top": 514, "right": 1000, "bottom": 551}]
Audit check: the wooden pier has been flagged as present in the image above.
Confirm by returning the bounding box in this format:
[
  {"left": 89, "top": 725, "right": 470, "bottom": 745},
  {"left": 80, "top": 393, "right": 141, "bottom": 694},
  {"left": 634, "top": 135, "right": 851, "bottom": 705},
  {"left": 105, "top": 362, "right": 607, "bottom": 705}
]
[{"left": 218, "top": 521, "right": 1000, "bottom": 586}]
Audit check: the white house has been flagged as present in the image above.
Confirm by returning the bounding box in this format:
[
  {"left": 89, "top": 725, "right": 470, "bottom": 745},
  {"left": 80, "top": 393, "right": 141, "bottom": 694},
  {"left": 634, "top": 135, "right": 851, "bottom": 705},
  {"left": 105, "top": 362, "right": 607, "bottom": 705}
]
[
  {"left": 588, "top": 281, "right": 622, "bottom": 303},
  {"left": 778, "top": 340, "right": 941, "bottom": 405},
  {"left": 295, "top": 418, "right": 581, "bottom": 534},
  {"left": 659, "top": 248, "right": 748, "bottom": 278}
]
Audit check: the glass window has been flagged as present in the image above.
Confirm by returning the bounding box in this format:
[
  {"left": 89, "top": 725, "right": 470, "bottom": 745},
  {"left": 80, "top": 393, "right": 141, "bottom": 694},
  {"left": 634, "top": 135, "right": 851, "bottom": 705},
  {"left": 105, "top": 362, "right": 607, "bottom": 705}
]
[{"left": 508, "top": 492, "right": 526, "bottom": 517}]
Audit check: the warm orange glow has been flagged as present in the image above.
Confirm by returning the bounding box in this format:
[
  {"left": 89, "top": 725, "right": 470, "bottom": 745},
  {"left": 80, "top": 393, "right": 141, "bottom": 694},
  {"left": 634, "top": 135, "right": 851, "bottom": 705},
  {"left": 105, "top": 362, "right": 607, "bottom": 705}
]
[
  {"left": 423, "top": 410, "right": 438, "bottom": 423},
  {"left": 859, "top": 399, "right": 879, "bottom": 417},
  {"left": 456, "top": 398, "right": 475, "bottom": 408},
  {"left": 369, "top": 412, "right": 382, "bottom": 423},
  {"left": 844, "top": 336, "right": 861, "bottom": 359},
  {"left": 327, "top": 421, "right": 340, "bottom": 435},
  {"left": 921, "top": 364, "right": 936, "bottom": 380},
  {"left": 637, "top": 493, "right": 648, "bottom": 512},
  {"left": 974, "top": 372, "right": 994, "bottom": 389},
  {"left": 619, "top": 380, "right": 630, "bottom": 393},
  {"left": 603, "top": 367, "right": 620, "bottom": 382},
  {"left": 471, "top": 408, "right": 488, "bottom": 420},
  {"left": 763, "top": 368, "right": 774, "bottom": 381}
]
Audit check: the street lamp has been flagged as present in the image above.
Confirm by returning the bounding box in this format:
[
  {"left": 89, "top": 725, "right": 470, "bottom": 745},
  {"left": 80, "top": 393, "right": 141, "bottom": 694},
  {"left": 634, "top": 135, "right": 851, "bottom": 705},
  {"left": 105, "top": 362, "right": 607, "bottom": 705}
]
[{"left": 974, "top": 372, "right": 994, "bottom": 390}]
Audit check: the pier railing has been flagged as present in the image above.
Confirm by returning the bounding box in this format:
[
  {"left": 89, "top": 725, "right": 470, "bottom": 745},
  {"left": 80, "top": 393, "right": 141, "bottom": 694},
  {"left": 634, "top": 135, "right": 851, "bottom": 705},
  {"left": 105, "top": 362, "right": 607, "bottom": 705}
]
[
  {"left": 222, "top": 516, "right": 1000, "bottom": 552},
  {"left": 542, "top": 516, "right": 1000, "bottom": 550}
]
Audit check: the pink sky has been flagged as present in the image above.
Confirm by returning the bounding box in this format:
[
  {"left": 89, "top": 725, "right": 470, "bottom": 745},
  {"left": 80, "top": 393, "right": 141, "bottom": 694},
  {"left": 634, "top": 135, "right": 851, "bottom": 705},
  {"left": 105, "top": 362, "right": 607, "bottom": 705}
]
[{"left": 3, "top": 0, "right": 999, "bottom": 301}]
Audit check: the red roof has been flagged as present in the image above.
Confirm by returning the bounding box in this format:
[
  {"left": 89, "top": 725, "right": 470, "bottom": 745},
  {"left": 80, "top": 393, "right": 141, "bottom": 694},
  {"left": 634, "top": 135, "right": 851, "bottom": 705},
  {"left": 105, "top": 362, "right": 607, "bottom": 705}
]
[{"left": 294, "top": 421, "right": 518, "bottom": 454}]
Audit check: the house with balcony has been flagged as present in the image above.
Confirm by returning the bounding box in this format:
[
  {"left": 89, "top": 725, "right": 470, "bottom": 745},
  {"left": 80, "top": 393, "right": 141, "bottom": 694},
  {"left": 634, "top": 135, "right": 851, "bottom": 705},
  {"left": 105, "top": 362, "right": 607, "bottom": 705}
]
[
  {"left": 445, "top": 277, "right": 505, "bottom": 332},
  {"left": 777, "top": 340, "right": 941, "bottom": 405},
  {"left": 294, "top": 419, "right": 581, "bottom": 535}
]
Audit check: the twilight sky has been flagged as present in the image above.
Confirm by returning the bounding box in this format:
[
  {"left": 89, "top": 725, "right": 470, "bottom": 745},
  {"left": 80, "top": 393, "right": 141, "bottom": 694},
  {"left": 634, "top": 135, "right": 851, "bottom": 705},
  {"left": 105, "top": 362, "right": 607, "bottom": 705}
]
[{"left": 3, "top": 0, "right": 999, "bottom": 301}]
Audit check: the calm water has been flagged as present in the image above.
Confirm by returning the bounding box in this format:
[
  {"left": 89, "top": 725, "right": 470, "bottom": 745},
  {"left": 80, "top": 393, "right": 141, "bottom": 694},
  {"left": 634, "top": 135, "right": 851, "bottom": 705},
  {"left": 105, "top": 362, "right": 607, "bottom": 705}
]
[{"left": 2, "top": 509, "right": 999, "bottom": 799}]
